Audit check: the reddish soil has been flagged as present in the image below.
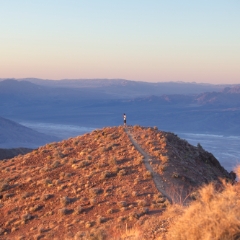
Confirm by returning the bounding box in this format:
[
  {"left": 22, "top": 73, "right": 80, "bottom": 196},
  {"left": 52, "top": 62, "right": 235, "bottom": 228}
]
[{"left": 0, "top": 126, "right": 232, "bottom": 239}]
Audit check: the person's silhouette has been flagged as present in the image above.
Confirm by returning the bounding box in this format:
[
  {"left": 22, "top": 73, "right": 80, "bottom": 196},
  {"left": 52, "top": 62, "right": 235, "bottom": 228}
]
[{"left": 123, "top": 113, "right": 127, "bottom": 126}]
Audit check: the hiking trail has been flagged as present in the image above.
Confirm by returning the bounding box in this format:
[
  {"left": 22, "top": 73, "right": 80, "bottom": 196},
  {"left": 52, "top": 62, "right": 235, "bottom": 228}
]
[{"left": 125, "top": 127, "right": 172, "bottom": 203}]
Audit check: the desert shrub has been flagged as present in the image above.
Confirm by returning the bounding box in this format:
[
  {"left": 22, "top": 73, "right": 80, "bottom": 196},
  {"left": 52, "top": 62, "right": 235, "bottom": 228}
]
[
  {"left": 42, "top": 194, "right": 54, "bottom": 201},
  {"left": 87, "top": 155, "right": 92, "bottom": 160},
  {"left": 136, "top": 157, "right": 144, "bottom": 165},
  {"left": 159, "top": 165, "right": 167, "bottom": 172},
  {"left": 107, "top": 208, "right": 114, "bottom": 214},
  {"left": 51, "top": 160, "right": 61, "bottom": 169},
  {"left": 60, "top": 196, "right": 71, "bottom": 206},
  {"left": 59, "top": 172, "right": 65, "bottom": 178},
  {"left": 118, "top": 201, "right": 127, "bottom": 207},
  {"left": 109, "top": 157, "right": 117, "bottom": 165},
  {"left": 90, "top": 198, "right": 97, "bottom": 206},
  {"left": 97, "top": 216, "right": 107, "bottom": 224},
  {"left": 22, "top": 192, "right": 33, "bottom": 199},
  {"left": 74, "top": 206, "right": 83, "bottom": 215},
  {"left": 79, "top": 228, "right": 107, "bottom": 240},
  {"left": 143, "top": 171, "right": 152, "bottom": 179},
  {"left": 134, "top": 178, "right": 140, "bottom": 185},
  {"left": 132, "top": 191, "right": 138, "bottom": 197},
  {"left": 79, "top": 160, "right": 91, "bottom": 168},
  {"left": 70, "top": 158, "right": 78, "bottom": 164},
  {"left": 133, "top": 125, "right": 141, "bottom": 130},
  {"left": 100, "top": 171, "right": 112, "bottom": 180},
  {"left": 43, "top": 178, "right": 52, "bottom": 186},
  {"left": 22, "top": 213, "right": 33, "bottom": 222},
  {"left": 85, "top": 221, "right": 93, "bottom": 228},
  {"left": 166, "top": 182, "right": 240, "bottom": 240},
  {"left": 100, "top": 147, "right": 106, "bottom": 153},
  {"left": 90, "top": 188, "right": 103, "bottom": 196},
  {"left": 3, "top": 193, "right": 15, "bottom": 200},
  {"left": 160, "top": 154, "right": 169, "bottom": 163},
  {"left": 0, "top": 182, "right": 10, "bottom": 192},
  {"left": 54, "top": 151, "right": 64, "bottom": 159},
  {"left": 197, "top": 143, "right": 203, "bottom": 150},
  {"left": 118, "top": 169, "right": 127, "bottom": 176},
  {"left": 137, "top": 199, "right": 148, "bottom": 207},
  {"left": 59, "top": 208, "right": 69, "bottom": 216},
  {"left": 29, "top": 204, "right": 43, "bottom": 212},
  {"left": 171, "top": 172, "right": 179, "bottom": 178},
  {"left": 128, "top": 211, "right": 140, "bottom": 220},
  {"left": 65, "top": 172, "right": 72, "bottom": 178}
]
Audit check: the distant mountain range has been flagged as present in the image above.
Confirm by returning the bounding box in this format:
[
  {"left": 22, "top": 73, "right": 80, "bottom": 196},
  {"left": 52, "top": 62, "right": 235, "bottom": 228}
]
[
  {"left": 0, "top": 116, "right": 59, "bottom": 148},
  {"left": 0, "top": 78, "right": 236, "bottom": 97},
  {"left": 0, "top": 79, "right": 240, "bottom": 135}
]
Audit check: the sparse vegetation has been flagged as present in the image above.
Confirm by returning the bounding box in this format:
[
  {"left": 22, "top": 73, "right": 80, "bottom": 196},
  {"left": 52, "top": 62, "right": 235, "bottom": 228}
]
[{"left": 0, "top": 126, "right": 234, "bottom": 239}]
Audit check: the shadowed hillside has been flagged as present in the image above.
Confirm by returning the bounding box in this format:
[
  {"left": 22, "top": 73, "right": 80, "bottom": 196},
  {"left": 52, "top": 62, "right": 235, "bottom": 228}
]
[
  {"left": 0, "top": 148, "right": 32, "bottom": 161},
  {"left": 0, "top": 116, "right": 59, "bottom": 148},
  {"left": 0, "top": 126, "right": 234, "bottom": 239}
]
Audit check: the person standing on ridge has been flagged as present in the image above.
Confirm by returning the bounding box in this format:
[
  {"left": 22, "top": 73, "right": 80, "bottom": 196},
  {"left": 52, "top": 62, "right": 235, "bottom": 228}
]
[{"left": 123, "top": 113, "right": 127, "bottom": 126}]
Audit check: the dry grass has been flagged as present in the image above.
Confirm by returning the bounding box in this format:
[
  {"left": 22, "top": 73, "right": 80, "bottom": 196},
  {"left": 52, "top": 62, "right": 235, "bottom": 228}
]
[{"left": 166, "top": 181, "right": 240, "bottom": 240}]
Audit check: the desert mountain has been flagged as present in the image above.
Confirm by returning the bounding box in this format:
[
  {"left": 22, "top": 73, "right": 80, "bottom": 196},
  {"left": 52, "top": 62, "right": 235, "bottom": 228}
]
[
  {"left": 0, "top": 116, "right": 59, "bottom": 148},
  {"left": 0, "top": 79, "right": 115, "bottom": 101},
  {"left": 1, "top": 78, "right": 233, "bottom": 96},
  {"left": 0, "top": 148, "right": 32, "bottom": 161},
  {"left": 0, "top": 126, "right": 233, "bottom": 239}
]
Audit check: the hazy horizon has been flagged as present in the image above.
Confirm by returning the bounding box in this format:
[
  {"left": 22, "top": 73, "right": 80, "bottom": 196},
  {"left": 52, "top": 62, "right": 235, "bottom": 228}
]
[
  {"left": 0, "top": 78, "right": 239, "bottom": 86},
  {"left": 1, "top": 1, "right": 239, "bottom": 84}
]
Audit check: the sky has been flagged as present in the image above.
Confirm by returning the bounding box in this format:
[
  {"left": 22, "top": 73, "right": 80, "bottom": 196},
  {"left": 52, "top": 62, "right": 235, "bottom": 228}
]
[{"left": 0, "top": 1, "right": 240, "bottom": 84}]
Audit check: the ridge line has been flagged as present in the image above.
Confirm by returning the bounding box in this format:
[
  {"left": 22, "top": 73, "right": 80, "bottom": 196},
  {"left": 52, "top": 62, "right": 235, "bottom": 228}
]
[{"left": 124, "top": 127, "right": 172, "bottom": 204}]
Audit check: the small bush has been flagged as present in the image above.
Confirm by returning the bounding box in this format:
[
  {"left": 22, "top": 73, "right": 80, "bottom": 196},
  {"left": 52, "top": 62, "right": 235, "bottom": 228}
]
[
  {"left": 97, "top": 216, "right": 107, "bottom": 224},
  {"left": 0, "top": 182, "right": 9, "bottom": 192},
  {"left": 143, "top": 171, "right": 152, "bottom": 179},
  {"left": 74, "top": 206, "right": 83, "bottom": 215},
  {"left": 100, "top": 171, "right": 112, "bottom": 180},
  {"left": 59, "top": 208, "right": 69, "bottom": 216},
  {"left": 118, "top": 169, "right": 127, "bottom": 176},
  {"left": 22, "top": 192, "right": 33, "bottom": 199},
  {"left": 60, "top": 196, "right": 71, "bottom": 206},
  {"left": 29, "top": 205, "right": 43, "bottom": 212},
  {"left": 107, "top": 209, "right": 114, "bottom": 214},
  {"left": 79, "top": 160, "right": 90, "bottom": 168},
  {"left": 90, "top": 188, "right": 103, "bottom": 196},
  {"left": 118, "top": 201, "right": 127, "bottom": 207},
  {"left": 137, "top": 199, "right": 148, "bottom": 207},
  {"left": 42, "top": 194, "right": 54, "bottom": 201},
  {"left": 160, "top": 154, "right": 169, "bottom": 163},
  {"left": 132, "top": 191, "right": 138, "bottom": 197},
  {"left": 90, "top": 198, "right": 97, "bottom": 206},
  {"left": 109, "top": 157, "right": 117, "bottom": 165},
  {"left": 51, "top": 160, "right": 61, "bottom": 169},
  {"left": 22, "top": 213, "right": 33, "bottom": 222}
]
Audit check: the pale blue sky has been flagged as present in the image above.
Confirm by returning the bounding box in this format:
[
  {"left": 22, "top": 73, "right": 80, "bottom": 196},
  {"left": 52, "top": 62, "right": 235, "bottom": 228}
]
[{"left": 0, "top": 1, "right": 239, "bottom": 83}]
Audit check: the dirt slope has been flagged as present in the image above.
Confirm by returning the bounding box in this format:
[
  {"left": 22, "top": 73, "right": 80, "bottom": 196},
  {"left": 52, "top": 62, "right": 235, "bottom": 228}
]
[{"left": 0, "top": 126, "right": 232, "bottom": 239}]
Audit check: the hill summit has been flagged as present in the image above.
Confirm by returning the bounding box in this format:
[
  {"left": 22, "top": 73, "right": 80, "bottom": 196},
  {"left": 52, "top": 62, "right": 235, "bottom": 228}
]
[{"left": 0, "top": 126, "right": 233, "bottom": 239}]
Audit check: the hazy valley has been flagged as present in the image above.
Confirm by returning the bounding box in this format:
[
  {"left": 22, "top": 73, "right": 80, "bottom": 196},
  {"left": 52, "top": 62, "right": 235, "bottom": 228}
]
[{"left": 0, "top": 78, "right": 239, "bottom": 171}]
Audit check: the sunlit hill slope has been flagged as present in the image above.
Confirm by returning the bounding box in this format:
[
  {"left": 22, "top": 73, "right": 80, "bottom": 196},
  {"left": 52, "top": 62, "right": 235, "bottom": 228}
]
[{"left": 0, "top": 126, "right": 236, "bottom": 239}]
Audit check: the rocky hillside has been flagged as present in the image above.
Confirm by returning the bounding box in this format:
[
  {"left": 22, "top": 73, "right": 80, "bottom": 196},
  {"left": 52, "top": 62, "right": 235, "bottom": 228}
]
[{"left": 0, "top": 126, "right": 233, "bottom": 239}]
